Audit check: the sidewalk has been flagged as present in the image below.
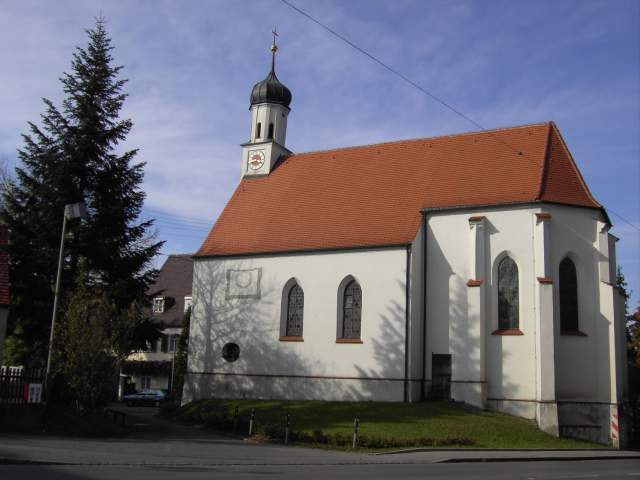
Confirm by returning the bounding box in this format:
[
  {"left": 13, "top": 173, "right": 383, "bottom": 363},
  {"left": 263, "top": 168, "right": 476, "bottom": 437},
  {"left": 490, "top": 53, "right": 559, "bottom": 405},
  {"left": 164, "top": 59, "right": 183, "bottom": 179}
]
[{"left": 1, "top": 406, "right": 637, "bottom": 466}]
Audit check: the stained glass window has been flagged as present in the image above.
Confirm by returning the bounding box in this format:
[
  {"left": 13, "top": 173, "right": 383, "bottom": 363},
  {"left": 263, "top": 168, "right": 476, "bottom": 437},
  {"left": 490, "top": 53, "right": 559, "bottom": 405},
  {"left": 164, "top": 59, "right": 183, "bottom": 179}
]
[
  {"left": 498, "top": 257, "right": 519, "bottom": 329},
  {"left": 342, "top": 280, "right": 362, "bottom": 339},
  {"left": 559, "top": 257, "right": 579, "bottom": 332},
  {"left": 286, "top": 284, "right": 304, "bottom": 337}
]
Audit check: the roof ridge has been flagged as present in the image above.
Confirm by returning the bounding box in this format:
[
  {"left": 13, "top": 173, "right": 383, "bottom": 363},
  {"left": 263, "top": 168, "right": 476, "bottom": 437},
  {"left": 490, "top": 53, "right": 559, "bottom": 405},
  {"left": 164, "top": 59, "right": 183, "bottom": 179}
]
[{"left": 290, "top": 121, "right": 551, "bottom": 157}]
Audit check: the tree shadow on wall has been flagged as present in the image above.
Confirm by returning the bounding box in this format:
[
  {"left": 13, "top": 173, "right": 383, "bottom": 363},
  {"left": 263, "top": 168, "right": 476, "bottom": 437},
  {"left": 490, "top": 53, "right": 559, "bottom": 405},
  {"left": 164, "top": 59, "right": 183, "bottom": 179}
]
[
  {"left": 183, "top": 260, "right": 327, "bottom": 403},
  {"left": 350, "top": 295, "right": 406, "bottom": 402}
]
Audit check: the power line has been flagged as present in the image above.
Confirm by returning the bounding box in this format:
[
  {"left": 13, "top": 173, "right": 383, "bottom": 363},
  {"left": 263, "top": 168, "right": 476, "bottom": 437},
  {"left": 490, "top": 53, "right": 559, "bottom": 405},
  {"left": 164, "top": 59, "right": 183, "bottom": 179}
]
[
  {"left": 279, "top": 0, "right": 526, "bottom": 159},
  {"left": 280, "top": 0, "right": 640, "bottom": 233},
  {"left": 144, "top": 207, "right": 212, "bottom": 226},
  {"left": 150, "top": 220, "right": 209, "bottom": 232},
  {"left": 607, "top": 209, "right": 640, "bottom": 233},
  {"left": 147, "top": 217, "right": 210, "bottom": 230}
]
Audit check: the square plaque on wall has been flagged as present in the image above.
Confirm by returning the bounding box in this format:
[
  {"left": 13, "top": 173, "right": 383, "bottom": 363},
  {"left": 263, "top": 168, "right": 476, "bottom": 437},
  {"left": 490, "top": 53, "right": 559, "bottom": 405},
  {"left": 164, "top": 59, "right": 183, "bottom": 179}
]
[{"left": 225, "top": 268, "right": 262, "bottom": 299}]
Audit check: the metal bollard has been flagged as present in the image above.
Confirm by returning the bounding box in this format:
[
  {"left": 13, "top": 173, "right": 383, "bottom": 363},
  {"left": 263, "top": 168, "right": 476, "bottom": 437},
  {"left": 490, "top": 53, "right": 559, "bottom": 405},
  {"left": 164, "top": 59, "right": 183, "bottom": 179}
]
[
  {"left": 248, "top": 408, "right": 256, "bottom": 436},
  {"left": 233, "top": 406, "right": 239, "bottom": 433},
  {"left": 352, "top": 416, "right": 360, "bottom": 448},
  {"left": 285, "top": 412, "right": 291, "bottom": 445}
]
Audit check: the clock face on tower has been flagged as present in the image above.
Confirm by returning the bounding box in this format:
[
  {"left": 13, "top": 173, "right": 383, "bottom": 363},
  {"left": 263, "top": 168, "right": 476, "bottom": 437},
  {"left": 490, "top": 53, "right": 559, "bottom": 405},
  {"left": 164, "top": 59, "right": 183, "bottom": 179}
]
[{"left": 248, "top": 149, "right": 266, "bottom": 170}]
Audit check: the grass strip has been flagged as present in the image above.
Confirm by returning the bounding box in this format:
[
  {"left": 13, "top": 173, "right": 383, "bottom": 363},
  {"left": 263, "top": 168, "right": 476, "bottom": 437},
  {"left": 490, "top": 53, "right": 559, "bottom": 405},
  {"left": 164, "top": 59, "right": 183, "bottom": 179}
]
[{"left": 171, "top": 399, "right": 602, "bottom": 451}]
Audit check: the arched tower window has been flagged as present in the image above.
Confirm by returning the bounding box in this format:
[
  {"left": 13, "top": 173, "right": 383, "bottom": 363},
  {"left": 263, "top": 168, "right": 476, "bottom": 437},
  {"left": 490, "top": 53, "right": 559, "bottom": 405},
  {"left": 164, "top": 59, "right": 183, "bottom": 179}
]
[
  {"left": 285, "top": 284, "right": 304, "bottom": 337},
  {"left": 559, "top": 257, "right": 579, "bottom": 333},
  {"left": 342, "top": 280, "right": 362, "bottom": 339},
  {"left": 268, "top": 122, "right": 274, "bottom": 140},
  {"left": 498, "top": 256, "right": 519, "bottom": 330},
  {"left": 256, "top": 122, "right": 262, "bottom": 139}
]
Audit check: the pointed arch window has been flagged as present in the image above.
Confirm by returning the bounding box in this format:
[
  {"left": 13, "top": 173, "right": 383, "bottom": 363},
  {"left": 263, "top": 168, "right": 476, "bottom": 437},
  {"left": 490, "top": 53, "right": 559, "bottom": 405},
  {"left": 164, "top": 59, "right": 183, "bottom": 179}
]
[
  {"left": 498, "top": 256, "right": 519, "bottom": 330},
  {"left": 559, "top": 257, "right": 579, "bottom": 333},
  {"left": 342, "top": 280, "right": 362, "bottom": 339},
  {"left": 268, "top": 123, "right": 274, "bottom": 140},
  {"left": 285, "top": 284, "right": 304, "bottom": 337},
  {"left": 256, "top": 122, "right": 262, "bottom": 139}
]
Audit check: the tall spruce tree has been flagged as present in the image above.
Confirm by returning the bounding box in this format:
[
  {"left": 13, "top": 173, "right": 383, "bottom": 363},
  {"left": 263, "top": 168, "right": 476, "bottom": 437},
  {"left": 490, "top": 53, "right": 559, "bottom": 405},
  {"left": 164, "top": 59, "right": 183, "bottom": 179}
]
[{"left": 2, "top": 18, "right": 163, "bottom": 366}]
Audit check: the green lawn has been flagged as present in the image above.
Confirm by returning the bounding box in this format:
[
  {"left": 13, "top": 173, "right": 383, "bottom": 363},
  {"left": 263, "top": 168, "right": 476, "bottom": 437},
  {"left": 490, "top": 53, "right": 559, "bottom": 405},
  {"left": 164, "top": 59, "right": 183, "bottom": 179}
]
[{"left": 175, "top": 399, "right": 602, "bottom": 450}]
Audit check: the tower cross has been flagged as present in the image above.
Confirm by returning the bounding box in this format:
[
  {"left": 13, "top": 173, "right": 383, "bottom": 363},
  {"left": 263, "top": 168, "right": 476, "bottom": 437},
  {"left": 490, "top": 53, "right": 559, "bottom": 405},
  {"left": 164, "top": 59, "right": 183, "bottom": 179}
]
[{"left": 270, "top": 27, "right": 279, "bottom": 72}]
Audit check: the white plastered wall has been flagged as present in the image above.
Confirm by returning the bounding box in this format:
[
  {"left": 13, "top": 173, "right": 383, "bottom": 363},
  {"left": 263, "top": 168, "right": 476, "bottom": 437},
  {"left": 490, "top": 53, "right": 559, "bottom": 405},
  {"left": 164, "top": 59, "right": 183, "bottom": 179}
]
[
  {"left": 249, "top": 103, "right": 289, "bottom": 145},
  {"left": 550, "top": 205, "right": 604, "bottom": 402},
  {"left": 550, "top": 205, "right": 627, "bottom": 445},
  {"left": 184, "top": 247, "right": 408, "bottom": 403},
  {"left": 425, "top": 203, "right": 623, "bottom": 445},
  {"left": 426, "top": 205, "right": 538, "bottom": 417}
]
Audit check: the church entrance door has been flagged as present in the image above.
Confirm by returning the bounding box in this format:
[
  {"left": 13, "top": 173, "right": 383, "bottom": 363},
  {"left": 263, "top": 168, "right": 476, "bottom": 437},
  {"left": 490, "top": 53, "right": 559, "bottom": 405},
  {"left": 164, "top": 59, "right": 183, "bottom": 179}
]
[{"left": 431, "top": 354, "right": 451, "bottom": 400}]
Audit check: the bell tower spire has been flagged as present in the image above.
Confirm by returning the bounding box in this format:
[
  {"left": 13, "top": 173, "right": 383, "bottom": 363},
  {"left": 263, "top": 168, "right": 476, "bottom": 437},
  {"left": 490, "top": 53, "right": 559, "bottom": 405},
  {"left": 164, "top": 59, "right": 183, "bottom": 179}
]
[{"left": 240, "top": 29, "right": 292, "bottom": 177}]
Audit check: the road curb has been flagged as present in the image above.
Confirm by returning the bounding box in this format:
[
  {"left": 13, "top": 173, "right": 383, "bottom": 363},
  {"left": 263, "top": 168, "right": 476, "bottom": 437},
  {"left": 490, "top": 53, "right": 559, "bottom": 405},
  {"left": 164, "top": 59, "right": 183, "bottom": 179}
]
[
  {"left": 437, "top": 455, "right": 640, "bottom": 463},
  {"left": 373, "top": 447, "right": 622, "bottom": 456}
]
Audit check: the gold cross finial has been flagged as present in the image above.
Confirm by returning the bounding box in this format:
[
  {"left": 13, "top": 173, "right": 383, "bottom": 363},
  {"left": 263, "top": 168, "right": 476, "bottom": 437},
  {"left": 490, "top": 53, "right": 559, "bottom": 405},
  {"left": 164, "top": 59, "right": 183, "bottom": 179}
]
[{"left": 271, "top": 27, "right": 279, "bottom": 53}]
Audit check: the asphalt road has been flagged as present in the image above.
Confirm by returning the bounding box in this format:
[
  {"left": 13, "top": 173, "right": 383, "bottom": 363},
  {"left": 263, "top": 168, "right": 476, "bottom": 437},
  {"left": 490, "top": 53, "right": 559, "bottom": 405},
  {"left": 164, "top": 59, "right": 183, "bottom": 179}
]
[
  {"left": 2, "top": 460, "right": 640, "bottom": 480},
  {"left": 1, "top": 405, "right": 638, "bottom": 479}
]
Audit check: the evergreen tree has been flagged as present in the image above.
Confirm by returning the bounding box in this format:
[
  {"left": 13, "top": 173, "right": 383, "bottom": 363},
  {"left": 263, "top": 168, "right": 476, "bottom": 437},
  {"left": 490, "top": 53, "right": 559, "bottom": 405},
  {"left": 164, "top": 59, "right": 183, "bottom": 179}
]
[{"left": 2, "top": 18, "right": 162, "bottom": 366}]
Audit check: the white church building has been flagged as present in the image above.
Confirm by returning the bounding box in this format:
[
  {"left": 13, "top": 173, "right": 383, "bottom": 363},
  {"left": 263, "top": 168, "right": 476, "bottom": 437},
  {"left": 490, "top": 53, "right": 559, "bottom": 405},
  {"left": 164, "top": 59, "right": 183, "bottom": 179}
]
[{"left": 183, "top": 41, "right": 629, "bottom": 446}]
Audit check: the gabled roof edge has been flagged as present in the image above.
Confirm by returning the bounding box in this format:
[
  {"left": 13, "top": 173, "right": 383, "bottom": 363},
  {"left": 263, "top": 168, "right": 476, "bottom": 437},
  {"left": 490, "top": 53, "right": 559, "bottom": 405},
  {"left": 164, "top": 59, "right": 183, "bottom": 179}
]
[
  {"left": 535, "top": 122, "right": 554, "bottom": 200},
  {"left": 548, "top": 121, "right": 601, "bottom": 207},
  {"left": 195, "top": 183, "right": 245, "bottom": 257},
  {"left": 546, "top": 121, "right": 609, "bottom": 225}
]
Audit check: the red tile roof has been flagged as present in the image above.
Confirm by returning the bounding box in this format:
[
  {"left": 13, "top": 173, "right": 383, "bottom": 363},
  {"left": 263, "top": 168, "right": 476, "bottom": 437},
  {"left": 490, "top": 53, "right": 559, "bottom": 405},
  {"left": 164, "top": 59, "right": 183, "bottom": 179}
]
[{"left": 197, "top": 122, "right": 601, "bottom": 258}]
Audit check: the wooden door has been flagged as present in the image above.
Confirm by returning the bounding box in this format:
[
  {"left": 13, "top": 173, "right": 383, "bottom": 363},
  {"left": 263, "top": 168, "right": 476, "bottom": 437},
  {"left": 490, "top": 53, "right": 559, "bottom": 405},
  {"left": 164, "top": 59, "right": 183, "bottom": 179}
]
[{"left": 431, "top": 354, "right": 451, "bottom": 400}]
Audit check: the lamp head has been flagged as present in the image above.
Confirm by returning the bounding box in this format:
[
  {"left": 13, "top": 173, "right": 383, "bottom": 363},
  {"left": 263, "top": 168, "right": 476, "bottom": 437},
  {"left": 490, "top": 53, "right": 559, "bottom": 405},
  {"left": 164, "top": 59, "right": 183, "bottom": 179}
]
[{"left": 64, "top": 202, "right": 88, "bottom": 220}]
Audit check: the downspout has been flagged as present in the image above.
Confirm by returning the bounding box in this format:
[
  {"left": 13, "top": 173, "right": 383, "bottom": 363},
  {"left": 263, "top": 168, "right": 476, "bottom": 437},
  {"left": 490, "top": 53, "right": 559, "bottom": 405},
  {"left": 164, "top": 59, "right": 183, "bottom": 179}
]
[
  {"left": 421, "top": 212, "right": 428, "bottom": 401},
  {"left": 404, "top": 244, "right": 411, "bottom": 402}
]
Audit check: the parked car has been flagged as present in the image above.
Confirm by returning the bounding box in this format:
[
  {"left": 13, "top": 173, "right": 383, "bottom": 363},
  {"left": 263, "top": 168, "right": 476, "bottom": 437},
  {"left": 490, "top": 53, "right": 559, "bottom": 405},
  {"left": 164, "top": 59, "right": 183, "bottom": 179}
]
[{"left": 122, "top": 389, "right": 168, "bottom": 406}]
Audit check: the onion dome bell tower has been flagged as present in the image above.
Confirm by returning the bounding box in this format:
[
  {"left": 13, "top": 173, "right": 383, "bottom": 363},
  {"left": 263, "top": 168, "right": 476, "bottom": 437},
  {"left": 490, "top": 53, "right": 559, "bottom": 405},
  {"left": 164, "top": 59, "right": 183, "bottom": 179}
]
[{"left": 241, "top": 30, "right": 293, "bottom": 177}]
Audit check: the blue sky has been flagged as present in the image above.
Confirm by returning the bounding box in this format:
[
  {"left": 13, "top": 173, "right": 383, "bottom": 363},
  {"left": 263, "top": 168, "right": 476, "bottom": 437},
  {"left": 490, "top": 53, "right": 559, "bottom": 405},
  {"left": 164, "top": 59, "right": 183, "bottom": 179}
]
[{"left": 1, "top": 0, "right": 638, "bottom": 307}]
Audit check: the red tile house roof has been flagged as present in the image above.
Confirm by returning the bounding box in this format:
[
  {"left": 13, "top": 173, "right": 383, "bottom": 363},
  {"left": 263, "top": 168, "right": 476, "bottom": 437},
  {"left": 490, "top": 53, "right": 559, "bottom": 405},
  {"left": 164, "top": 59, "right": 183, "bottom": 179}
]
[
  {"left": 197, "top": 122, "right": 601, "bottom": 258},
  {"left": 0, "top": 226, "right": 9, "bottom": 305}
]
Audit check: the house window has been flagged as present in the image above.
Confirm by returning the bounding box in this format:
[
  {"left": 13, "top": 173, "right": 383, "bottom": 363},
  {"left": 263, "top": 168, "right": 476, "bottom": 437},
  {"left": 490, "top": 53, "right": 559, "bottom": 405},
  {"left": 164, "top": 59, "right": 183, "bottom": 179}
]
[
  {"left": 268, "top": 122, "right": 274, "bottom": 139},
  {"left": 256, "top": 122, "right": 262, "bottom": 138},
  {"left": 285, "top": 284, "right": 304, "bottom": 337},
  {"left": 559, "top": 257, "right": 579, "bottom": 333},
  {"left": 169, "top": 335, "right": 179, "bottom": 353},
  {"left": 498, "top": 256, "right": 519, "bottom": 330},
  {"left": 152, "top": 297, "right": 165, "bottom": 313},
  {"left": 160, "top": 334, "right": 178, "bottom": 353},
  {"left": 184, "top": 296, "right": 192, "bottom": 313},
  {"left": 140, "top": 376, "right": 151, "bottom": 390},
  {"left": 342, "top": 280, "right": 362, "bottom": 339},
  {"left": 159, "top": 334, "right": 180, "bottom": 353}
]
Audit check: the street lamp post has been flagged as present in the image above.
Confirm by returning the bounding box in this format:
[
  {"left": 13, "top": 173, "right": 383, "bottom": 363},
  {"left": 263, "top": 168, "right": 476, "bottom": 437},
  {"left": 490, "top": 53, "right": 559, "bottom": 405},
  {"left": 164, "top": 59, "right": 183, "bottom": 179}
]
[{"left": 43, "top": 202, "right": 88, "bottom": 400}]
